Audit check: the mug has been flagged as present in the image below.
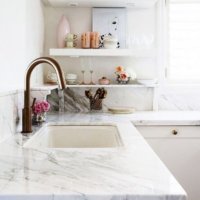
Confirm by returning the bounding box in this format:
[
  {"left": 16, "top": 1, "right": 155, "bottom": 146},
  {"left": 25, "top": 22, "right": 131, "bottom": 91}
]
[
  {"left": 67, "top": 33, "right": 77, "bottom": 40},
  {"left": 66, "top": 41, "right": 77, "bottom": 48},
  {"left": 47, "top": 72, "right": 58, "bottom": 82}
]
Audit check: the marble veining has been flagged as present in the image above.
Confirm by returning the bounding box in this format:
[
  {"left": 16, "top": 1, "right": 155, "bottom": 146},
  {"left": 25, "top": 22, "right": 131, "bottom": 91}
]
[
  {"left": 0, "top": 112, "right": 187, "bottom": 200},
  {"left": 47, "top": 88, "right": 153, "bottom": 112},
  {"left": 159, "top": 94, "right": 200, "bottom": 111},
  {"left": 0, "top": 93, "right": 19, "bottom": 143}
]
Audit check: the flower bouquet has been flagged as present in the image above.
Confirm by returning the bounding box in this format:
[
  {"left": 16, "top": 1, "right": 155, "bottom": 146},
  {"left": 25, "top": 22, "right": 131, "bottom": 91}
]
[
  {"left": 32, "top": 101, "right": 50, "bottom": 123},
  {"left": 115, "top": 66, "right": 130, "bottom": 84}
]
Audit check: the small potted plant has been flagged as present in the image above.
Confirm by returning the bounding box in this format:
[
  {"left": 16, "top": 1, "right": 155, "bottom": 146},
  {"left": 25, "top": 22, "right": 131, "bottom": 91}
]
[
  {"left": 33, "top": 101, "right": 50, "bottom": 123},
  {"left": 115, "top": 66, "right": 130, "bottom": 84}
]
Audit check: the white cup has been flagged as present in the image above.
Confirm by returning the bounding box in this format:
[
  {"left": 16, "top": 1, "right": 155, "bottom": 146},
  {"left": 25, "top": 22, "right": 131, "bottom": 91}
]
[{"left": 47, "top": 72, "right": 58, "bottom": 82}]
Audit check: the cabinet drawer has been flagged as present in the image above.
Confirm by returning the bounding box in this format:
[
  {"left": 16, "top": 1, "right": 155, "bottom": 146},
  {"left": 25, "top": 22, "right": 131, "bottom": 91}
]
[{"left": 135, "top": 126, "right": 200, "bottom": 138}]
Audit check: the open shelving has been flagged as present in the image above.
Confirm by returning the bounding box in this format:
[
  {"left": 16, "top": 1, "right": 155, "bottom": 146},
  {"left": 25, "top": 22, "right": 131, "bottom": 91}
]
[{"left": 49, "top": 49, "right": 157, "bottom": 58}]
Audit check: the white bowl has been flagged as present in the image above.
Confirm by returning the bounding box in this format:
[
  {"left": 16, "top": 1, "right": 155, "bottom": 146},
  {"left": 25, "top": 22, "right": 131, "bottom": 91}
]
[
  {"left": 137, "top": 78, "right": 157, "bottom": 85},
  {"left": 104, "top": 37, "right": 118, "bottom": 43},
  {"left": 104, "top": 41, "right": 117, "bottom": 49},
  {"left": 66, "top": 74, "right": 77, "bottom": 79},
  {"left": 104, "top": 35, "right": 117, "bottom": 42},
  {"left": 67, "top": 79, "right": 76, "bottom": 83},
  {"left": 50, "top": 77, "right": 58, "bottom": 82}
]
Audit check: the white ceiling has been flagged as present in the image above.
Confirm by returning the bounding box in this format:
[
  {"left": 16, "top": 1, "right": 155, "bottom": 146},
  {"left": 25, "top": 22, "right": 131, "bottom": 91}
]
[{"left": 42, "top": 0, "right": 157, "bottom": 8}]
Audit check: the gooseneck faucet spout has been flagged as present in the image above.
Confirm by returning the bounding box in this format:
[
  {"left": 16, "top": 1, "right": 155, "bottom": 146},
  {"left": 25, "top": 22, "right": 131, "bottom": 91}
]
[{"left": 22, "top": 57, "right": 66, "bottom": 133}]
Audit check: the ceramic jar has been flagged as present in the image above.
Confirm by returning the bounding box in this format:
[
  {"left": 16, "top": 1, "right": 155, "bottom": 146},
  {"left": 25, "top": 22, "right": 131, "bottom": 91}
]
[{"left": 99, "top": 77, "right": 110, "bottom": 85}]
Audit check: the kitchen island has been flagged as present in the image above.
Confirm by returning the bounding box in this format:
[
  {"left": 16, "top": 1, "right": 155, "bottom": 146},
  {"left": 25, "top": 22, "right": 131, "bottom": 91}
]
[{"left": 0, "top": 111, "right": 187, "bottom": 200}]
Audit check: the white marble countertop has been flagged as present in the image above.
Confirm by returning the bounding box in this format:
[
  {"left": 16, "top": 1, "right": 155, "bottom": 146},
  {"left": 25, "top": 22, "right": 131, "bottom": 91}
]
[
  {"left": 129, "top": 111, "right": 200, "bottom": 125},
  {"left": 0, "top": 111, "right": 187, "bottom": 200}
]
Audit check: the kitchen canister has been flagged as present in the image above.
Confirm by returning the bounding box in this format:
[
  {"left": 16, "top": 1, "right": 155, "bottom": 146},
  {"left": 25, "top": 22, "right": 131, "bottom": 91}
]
[
  {"left": 57, "top": 14, "right": 70, "bottom": 48},
  {"left": 91, "top": 32, "right": 100, "bottom": 49},
  {"left": 81, "top": 32, "right": 90, "bottom": 49}
]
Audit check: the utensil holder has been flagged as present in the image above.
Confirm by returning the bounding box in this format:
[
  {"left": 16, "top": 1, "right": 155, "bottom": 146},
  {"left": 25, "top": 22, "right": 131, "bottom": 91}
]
[{"left": 89, "top": 98, "right": 103, "bottom": 110}]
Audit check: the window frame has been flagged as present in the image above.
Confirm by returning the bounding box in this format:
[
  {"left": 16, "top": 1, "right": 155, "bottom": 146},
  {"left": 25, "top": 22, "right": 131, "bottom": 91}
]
[{"left": 160, "top": 0, "right": 200, "bottom": 94}]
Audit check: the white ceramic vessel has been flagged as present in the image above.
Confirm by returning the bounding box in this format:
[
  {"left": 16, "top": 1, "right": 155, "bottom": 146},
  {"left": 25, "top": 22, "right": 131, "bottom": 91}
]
[
  {"left": 47, "top": 72, "right": 58, "bottom": 82},
  {"left": 66, "top": 74, "right": 77, "bottom": 83},
  {"left": 104, "top": 41, "right": 117, "bottom": 49},
  {"left": 137, "top": 78, "right": 157, "bottom": 85}
]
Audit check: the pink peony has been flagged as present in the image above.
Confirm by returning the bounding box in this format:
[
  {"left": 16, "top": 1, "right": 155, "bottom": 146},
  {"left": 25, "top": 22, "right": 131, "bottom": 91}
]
[
  {"left": 33, "top": 101, "right": 50, "bottom": 114},
  {"left": 120, "top": 73, "right": 128, "bottom": 80},
  {"left": 116, "top": 70, "right": 128, "bottom": 76},
  {"left": 116, "top": 66, "right": 124, "bottom": 73}
]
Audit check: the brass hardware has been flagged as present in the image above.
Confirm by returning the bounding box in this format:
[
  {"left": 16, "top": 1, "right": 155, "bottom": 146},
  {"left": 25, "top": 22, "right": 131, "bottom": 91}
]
[
  {"left": 172, "top": 130, "right": 178, "bottom": 135},
  {"left": 22, "top": 57, "right": 66, "bottom": 133}
]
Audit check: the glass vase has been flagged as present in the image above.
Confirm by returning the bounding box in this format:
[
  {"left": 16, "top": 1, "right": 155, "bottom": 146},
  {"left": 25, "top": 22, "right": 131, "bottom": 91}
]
[{"left": 33, "top": 112, "right": 46, "bottom": 124}]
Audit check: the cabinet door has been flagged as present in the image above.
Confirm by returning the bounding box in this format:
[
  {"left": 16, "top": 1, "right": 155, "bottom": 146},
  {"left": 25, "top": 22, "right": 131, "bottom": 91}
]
[{"left": 136, "top": 126, "right": 200, "bottom": 200}]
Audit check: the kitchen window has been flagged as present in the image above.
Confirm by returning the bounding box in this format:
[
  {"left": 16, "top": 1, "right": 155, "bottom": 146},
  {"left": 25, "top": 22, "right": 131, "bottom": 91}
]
[{"left": 166, "top": 0, "right": 200, "bottom": 85}]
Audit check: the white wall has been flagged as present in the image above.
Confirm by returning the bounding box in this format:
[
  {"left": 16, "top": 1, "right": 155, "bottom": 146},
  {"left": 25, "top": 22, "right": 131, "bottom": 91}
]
[
  {"left": 0, "top": 0, "right": 45, "bottom": 142},
  {"left": 0, "top": 0, "right": 45, "bottom": 92},
  {"left": 26, "top": 0, "right": 45, "bottom": 85},
  {"left": 0, "top": 0, "right": 26, "bottom": 91}
]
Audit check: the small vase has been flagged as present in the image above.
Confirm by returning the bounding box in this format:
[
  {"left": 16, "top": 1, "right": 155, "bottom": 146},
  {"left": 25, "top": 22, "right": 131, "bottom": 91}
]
[
  {"left": 57, "top": 14, "right": 70, "bottom": 48},
  {"left": 33, "top": 112, "right": 46, "bottom": 124},
  {"left": 115, "top": 74, "right": 130, "bottom": 84}
]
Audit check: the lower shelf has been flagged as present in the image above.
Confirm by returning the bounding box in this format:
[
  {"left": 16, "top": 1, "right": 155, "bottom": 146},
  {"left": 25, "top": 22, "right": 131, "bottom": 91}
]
[{"left": 66, "top": 84, "right": 159, "bottom": 88}]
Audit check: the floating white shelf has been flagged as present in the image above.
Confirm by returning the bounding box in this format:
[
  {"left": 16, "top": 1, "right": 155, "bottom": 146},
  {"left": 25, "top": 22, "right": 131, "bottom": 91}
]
[
  {"left": 49, "top": 49, "right": 157, "bottom": 58},
  {"left": 31, "top": 84, "right": 159, "bottom": 91},
  {"left": 66, "top": 84, "right": 159, "bottom": 88},
  {"left": 42, "top": 0, "right": 157, "bottom": 9},
  {"left": 31, "top": 84, "right": 58, "bottom": 91}
]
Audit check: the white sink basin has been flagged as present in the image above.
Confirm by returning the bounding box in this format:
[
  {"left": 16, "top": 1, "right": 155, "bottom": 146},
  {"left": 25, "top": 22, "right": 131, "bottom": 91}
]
[{"left": 23, "top": 124, "right": 124, "bottom": 148}]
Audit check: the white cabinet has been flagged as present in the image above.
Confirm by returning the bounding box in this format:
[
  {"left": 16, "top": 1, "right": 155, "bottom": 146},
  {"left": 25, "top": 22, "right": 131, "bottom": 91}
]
[{"left": 136, "top": 126, "right": 200, "bottom": 200}]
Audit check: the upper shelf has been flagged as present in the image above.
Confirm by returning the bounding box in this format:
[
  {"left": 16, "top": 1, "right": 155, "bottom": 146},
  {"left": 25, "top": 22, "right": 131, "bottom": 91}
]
[
  {"left": 50, "top": 49, "right": 157, "bottom": 58},
  {"left": 42, "top": 0, "right": 157, "bottom": 8}
]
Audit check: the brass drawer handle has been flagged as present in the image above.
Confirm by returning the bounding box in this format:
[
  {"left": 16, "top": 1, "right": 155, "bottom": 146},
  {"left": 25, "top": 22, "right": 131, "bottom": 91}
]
[{"left": 172, "top": 130, "right": 178, "bottom": 135}]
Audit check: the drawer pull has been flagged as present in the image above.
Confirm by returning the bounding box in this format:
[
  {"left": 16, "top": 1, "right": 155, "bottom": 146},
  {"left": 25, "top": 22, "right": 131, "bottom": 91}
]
[{"left": 172, "top": 130, "right": 178, "bottom": 135}]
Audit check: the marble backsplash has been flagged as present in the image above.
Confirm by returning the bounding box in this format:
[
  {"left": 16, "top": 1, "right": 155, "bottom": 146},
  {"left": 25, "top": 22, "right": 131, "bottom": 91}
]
[
  {"left": 0, "top": 92, "right": 23, "bottom": 143},
  {"left": 47, "top": 88, "right": 154, "bottom": 112},
  {"left": 47, "top": 88, "right": 200, "bottom": 112}
]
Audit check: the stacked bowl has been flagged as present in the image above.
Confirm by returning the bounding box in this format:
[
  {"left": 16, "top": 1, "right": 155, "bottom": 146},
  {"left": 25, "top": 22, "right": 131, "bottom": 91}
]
[
  {"left": 66, "top": 74, "right": 77, "bottom": 84},
  {"left": 103, "top": 35, "right": 118, "bottom": 49}
]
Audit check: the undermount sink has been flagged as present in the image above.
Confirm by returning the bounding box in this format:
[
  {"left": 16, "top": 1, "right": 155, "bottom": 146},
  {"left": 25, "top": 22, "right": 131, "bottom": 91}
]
[{"left": 23, "top": 124, "right": 124, "bottom": 148}]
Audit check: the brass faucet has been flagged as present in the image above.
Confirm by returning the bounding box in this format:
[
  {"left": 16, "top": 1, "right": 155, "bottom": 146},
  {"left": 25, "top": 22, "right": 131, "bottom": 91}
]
[{"left": 22, "top": 57, "right": 66, "bottom": 133}]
